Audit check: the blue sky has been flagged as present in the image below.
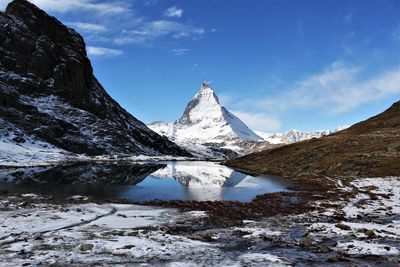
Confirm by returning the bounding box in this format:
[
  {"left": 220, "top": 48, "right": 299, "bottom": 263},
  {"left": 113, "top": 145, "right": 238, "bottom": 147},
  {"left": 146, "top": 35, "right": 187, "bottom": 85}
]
[{"left": 1, "top": 0, "right": 400, "bottom": 132}]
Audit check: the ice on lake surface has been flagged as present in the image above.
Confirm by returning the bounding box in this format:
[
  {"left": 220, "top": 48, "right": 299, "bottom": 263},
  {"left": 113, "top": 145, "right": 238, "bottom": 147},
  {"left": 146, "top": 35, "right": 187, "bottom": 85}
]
[{"left": 0, "top": 161, "right": 288, "bottom": 202}]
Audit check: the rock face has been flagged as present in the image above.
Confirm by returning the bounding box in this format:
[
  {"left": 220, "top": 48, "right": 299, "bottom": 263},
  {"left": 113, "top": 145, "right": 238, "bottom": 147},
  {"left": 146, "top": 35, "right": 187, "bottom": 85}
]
[
  {"left": 0, "top": 0, "right": 190, "bottom": 157},
  {"left": 227, "top": 101, "right": 400, "bottom": 178},
  {"left": 148, "top": 83, "right": 263, "bottom": 159}
]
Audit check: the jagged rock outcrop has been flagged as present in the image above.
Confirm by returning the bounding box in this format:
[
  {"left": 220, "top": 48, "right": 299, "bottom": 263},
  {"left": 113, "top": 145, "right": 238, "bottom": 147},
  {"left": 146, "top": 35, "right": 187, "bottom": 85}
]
[{"left": 0, "top": 0, "right": 190, "bottom": 157}]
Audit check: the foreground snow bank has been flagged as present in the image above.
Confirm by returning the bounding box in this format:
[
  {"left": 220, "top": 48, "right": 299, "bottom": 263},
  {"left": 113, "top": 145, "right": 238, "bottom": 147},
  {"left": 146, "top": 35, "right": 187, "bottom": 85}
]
[
  {"left": 307, "top": 177, "right": 400, "bottom": 257},
  {"left": 0, "top": 195, "right": 289, "bottom": 266},
  {"left": 0, "top": 119, "right": 75, "bottom": 167},
  {"left": 0, "top": 177, "right": 398, "bottom": 265}
]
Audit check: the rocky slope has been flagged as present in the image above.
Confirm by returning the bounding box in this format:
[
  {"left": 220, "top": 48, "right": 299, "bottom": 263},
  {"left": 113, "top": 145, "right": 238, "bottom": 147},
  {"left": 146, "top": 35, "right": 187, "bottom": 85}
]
[
  {"left": 227, "top": 101, "right": 400, "bottom": 178},
  {"left": 149, "top": 83, "right": 263, "bottom": 159},
  {"left": 0, "top": 0, "right": 190, "bottom": 159}
]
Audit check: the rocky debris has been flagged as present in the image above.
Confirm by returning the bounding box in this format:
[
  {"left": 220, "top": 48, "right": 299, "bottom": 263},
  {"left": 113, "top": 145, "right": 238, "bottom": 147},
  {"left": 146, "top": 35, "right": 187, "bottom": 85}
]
[
  {"left": 335, "top": 223, "right": 351, "bottom": 231},
  {"left": 0, "top": 0, "right": 190, "bottom": 157},
  {"left": 80, "top": 243, "right": 94, "bottom": 251}
]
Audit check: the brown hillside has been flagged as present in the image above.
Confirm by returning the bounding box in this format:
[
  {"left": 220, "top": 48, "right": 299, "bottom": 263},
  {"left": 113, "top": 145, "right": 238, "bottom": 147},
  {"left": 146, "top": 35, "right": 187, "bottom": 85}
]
[{"left": 226, "top": 101, "right": 400, "bottom": 179}]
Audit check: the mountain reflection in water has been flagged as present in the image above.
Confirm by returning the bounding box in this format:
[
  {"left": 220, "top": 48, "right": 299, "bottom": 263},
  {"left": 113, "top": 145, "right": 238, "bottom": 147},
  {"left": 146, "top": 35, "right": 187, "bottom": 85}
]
[{"left": 0, "top": 161, "right": 288, "bottom": 202}]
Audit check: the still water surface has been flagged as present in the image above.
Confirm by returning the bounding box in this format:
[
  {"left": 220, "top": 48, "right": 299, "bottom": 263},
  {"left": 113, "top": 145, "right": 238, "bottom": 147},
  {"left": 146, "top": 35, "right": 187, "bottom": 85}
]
[{"left": 0, "top": 161, "right": 288, "bottom": 202}]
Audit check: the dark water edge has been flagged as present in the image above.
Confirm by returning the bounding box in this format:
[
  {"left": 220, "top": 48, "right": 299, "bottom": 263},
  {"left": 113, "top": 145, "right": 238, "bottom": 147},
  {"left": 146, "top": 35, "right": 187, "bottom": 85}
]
[{"left": 0, "top": 161, "right": 289, "bottom": 202}]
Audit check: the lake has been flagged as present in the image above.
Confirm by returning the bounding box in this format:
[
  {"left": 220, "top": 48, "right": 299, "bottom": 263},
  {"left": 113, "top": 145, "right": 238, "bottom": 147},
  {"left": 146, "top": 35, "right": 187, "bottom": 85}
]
[{"left": 0, "top": 161, "right": 288, "bottom": 202}]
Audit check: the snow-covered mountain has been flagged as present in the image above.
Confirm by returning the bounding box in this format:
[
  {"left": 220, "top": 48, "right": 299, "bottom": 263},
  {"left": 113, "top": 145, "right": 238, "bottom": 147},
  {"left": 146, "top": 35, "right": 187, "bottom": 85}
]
[
  {"left": 149, "top": 83, "right": 262, "bottom": 158},
  {"left": 255, "top": 126, "right": 350, "bottom": 145},
  {"left": 0, "top": 0, "right": 190, "bottom": 165}
]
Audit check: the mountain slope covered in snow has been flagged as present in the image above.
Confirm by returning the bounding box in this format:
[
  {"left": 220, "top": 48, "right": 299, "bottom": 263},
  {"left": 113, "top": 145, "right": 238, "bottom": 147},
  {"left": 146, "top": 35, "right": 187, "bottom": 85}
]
[
  {"left": 0, "top": 0, "right": 190, "bottom": 163},
  {"left": 149, "top": 83, "right": 262, "bottom": 158},
  {"left": 255, "top": 126, "right": 349, "bottom": 145}
]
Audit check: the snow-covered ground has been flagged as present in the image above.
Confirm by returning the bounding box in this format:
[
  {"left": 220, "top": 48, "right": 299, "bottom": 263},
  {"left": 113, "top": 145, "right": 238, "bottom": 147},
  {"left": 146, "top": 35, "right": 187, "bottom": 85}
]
[
  {"left": 0, "top": 176, "right": 398, "bottom": 265},
  {"left": 306, "top": 177, "right": 400, "bottom": 256},
  {"left": 0, "top": 195, "right": 290, "bottom": 266},
  {"left": 0, "top": 118, "right": 76, "bottom": 167}
]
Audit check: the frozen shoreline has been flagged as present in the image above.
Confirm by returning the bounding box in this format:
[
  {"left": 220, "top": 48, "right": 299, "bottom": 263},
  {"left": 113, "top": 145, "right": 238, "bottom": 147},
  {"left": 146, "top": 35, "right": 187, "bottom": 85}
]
[
  {"left": 0, "top": 154, "right": 198, "bottom": 168},
  {"left": 0, "top": 177, "right": 399, "bottom": 266}
]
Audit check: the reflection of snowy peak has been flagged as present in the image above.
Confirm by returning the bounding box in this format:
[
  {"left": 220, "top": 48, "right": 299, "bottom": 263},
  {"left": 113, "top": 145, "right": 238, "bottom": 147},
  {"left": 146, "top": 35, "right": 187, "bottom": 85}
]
[
  {"left": 255, "top": 126, "right": 350, "bottom": 145},
  {"left": 149, "top": 83, "right": 262, "bottom": 159},
  {"left": 151, "top": 161, "right": 246, "bottom": 188}
]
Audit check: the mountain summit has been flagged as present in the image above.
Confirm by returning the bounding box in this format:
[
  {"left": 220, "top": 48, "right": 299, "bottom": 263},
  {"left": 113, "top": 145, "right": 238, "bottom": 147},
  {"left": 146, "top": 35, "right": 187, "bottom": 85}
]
[
  {"left": 149, "top": 83, "right": 262, "bottom": 158},
  {"left": 0, "top": 0, "right": 189, "bottom": 159},
  {"left": 176, "top": 82, "right": 221, "bottom": 125}
]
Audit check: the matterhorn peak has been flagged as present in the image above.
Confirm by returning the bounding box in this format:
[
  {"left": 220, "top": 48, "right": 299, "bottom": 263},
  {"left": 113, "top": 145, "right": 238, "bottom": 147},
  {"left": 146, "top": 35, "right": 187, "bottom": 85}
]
[
  {"left": 149, "top": 83, "right": 263, "bottom": 158},
  {"left": 202, "top": 82, "right": 210, "bottom": 89},
  {"left": 201, "top": 82, "right": 213, "bottom": 91},
  {"left": 198, "top": 82, "right": 216, "bottom": 97}
]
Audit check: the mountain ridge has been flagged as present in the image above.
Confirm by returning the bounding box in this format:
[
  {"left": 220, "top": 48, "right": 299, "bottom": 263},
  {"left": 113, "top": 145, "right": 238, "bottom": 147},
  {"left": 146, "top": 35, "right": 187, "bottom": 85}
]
[
  {"left": 0, "top": 0, "right": 190, "bottom": 159},
  {"left": 255, "top": 126, "right": 350, "bottom": 145},
  {"left": 226, "top": 100, "right": 400, "bottom": 178}
]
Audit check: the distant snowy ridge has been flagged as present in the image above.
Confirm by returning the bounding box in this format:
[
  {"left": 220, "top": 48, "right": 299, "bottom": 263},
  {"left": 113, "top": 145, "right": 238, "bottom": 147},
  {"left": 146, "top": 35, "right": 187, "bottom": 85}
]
[
  {"left": 255, "top": 126, "right": 350, "bottom": 145},
  {"left": 148, "top": 83, "right": 262, "bottom": 159}
]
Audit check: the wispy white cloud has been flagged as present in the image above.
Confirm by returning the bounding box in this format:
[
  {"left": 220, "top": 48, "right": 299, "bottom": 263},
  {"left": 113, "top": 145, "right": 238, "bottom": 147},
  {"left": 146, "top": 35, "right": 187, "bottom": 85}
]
[
  {"left": 27, "top": 0, "right": 128, "bottom": 15},
  {"left": 1, "top": 0, "right": 128, "bottom": 14},
  {"left": 0, "top": 0, "right": 209, "bottom": 54},
  {"left": 393, "top": 27, "right": 400, "bottom": 43},
  {"left": 164, "top": 6, "right": 183, "bottom": 18},
  {"left": 114, "top": 20, "right": 205, "bottom": 45},
  {"left": 87, "top": 46, "right": 123, "bottom": 57},
  {"left": 232, "top": 111, "right": 281, "bottom": 132},
  {"left": 143, "top": 0, "right": 158, "bottom": 6},
  {"left": 68, "top": 22, "right": 107, "bottom": 32},
  {"left": 343, "top": 13, "right": 352, "bottom": 23},
  {"left": 171, "top": 48, "right": 190, "bottom": 55},
  {"left": 258, "top": 62, "right": 400, "bottom": 114}
]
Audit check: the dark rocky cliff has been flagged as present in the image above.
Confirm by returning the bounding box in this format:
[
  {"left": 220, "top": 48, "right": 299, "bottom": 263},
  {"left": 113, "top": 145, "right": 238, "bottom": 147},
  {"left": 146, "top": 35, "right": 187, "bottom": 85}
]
[{"left": 0, "top": 0, "right": 190, "bottom": 157}]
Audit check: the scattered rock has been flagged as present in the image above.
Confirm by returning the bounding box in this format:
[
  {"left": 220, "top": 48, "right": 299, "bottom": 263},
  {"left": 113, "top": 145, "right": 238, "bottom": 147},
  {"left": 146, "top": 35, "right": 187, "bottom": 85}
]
[
  {"left": 80, "top": 244, "right": 94, "bottom": 251},
  {"left": 201, "top": 232, "right": 215, "bottom": 241},
  {"left": 300, "top": 236, "right": 313, "bottom": 248},
  {"left": 232, "top": 229, "right": 252, "bottom": 237},
  {"left": 315, "top": 246, "right": 331, "bottom": 253},
  {"left": 364, "top": 229, "right": 377, "bottom": 239},
  {"left": 335, "top": 223, "right": 351, "bottom": 230}
]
